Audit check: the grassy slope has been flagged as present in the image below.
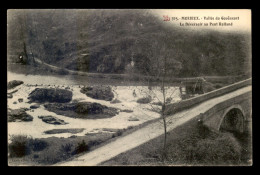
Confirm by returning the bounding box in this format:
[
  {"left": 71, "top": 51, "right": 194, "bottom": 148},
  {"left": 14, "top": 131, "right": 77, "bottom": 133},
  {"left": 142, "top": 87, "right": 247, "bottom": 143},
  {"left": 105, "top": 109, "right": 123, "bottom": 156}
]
[
  {"left": 8, "top": 131, "right": 123, "bottom": 165},
  {"left": 101, "top": 117, "right": 252, "bottom": 166}
]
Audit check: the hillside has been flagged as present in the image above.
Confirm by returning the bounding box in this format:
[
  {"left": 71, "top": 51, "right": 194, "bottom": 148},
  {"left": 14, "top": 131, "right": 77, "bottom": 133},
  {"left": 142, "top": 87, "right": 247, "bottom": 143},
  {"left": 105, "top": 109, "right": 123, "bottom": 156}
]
[{"left": 7, "top": 9, "right": 251, "bottom": 77}]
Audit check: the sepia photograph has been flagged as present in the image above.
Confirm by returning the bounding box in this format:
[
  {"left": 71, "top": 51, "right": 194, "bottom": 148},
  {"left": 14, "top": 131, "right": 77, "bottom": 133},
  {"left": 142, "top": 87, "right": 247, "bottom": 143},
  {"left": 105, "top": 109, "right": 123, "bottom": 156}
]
[{"left": 7, "top": 9, "right": 252, "bottom": 166}]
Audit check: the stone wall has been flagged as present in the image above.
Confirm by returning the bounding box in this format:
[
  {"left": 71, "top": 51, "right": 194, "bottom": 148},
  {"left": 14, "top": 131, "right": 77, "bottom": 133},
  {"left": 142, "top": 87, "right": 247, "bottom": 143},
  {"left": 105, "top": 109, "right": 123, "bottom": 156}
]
[
  {"left": 202, "top": 92, "right": 251, "bottom": 132},
  {"left": 165, "top": 78, "right": 252, "bottom": 115}
]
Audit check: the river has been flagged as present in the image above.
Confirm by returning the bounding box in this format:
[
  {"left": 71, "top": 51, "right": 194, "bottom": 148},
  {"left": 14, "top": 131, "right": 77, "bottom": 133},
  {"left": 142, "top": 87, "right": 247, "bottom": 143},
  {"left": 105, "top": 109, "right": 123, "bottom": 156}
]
[
  {"left": 8, "top": 71, "right": 90, "bottom": 85},
  {"left": 7, "top": 71, "right": 182, "bottom": 139}
]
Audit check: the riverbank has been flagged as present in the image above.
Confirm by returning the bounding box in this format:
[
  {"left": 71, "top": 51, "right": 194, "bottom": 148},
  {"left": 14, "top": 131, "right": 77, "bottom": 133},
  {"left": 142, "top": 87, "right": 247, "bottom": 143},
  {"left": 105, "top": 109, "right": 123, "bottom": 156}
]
[{"left": 8, "top": 63, "right": 246, "bottom": 87}]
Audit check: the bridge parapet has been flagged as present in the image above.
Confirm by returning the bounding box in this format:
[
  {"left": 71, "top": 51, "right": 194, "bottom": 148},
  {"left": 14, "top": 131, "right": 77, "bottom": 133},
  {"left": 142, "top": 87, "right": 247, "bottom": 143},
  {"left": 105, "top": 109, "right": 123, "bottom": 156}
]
[{"left": 165, "top": 78, "right": 252, "bottom": 115}]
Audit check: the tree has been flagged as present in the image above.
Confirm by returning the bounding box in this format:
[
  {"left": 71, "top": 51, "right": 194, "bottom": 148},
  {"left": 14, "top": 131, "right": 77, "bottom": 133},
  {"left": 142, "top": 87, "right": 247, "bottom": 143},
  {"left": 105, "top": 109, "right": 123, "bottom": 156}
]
[
  {"left": 8, "top": 10, "right": 39, "bottom": 65},
  {"left": 128, "top": 35, "right": 182, "bottom": 159}
]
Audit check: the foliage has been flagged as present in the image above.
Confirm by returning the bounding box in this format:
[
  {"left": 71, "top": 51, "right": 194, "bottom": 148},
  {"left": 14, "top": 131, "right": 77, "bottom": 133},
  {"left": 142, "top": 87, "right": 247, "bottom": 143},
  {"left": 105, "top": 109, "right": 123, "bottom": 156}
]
[
  {"left": 7, "top": 9, "right": 251, "bottom": 76},
  {"left": 102, "top": 118, "right": 246, "bottom": 166},
  {"left": 59, "top": 143, "right": 73, "bottom": 160},
  {"left": 74, "top": 140, "right": 88, "bottom": 154},
  {"left": 8, "top": 135, "right": 48, "bottom": 157},
  {"left": 9, "top": 135, "right": 31, "bottom": 157},
  {"left": 165, "top": 132, "right": 242, "bottom": 165},
  {"left": 112, "top": 130, "right": 123, "bottom": 138},
  {"left": 28, "top": 139, "right": 48, "bottom": 152}
]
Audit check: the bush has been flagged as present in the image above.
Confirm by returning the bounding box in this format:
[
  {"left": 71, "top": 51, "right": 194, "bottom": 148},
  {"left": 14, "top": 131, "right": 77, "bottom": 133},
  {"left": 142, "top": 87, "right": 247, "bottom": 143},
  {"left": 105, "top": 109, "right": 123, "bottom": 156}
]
[
  {"left": 112, "top": 130, "right": 123, "bottom": 138},
  {"left": 55, "top": 143, "right": 74, "bottom": 161},
  {"left": 33, "top": 154, "right": 39, "bottom": 159},
  {"left": 191, "top": 133, "right": 242, "bottom": 164},
  {"left": 8, "top": 135, "right": 31, "bottom": 157},
  {"left": 166, "top": 132, "right": 242, "bottom": 165},
  {"left": 74, "top": 140, "right": 88, "bottom": 154},
  {"left": 29, "top": 139, "right": 48, "bottom": 152},
  {"left": 41, "top": 155, "right": 61, "bottom": 164},
  {"left": 137, "top": 96, "right": 152, "bottom": 104},
  {"left": 60, "top": 143, "right": 73, "bottom": 156},
  {"left": 88, "top": 140, "right": 101, "bottom": 147},
  {"left": 8, "top": 135, "right": 49, "bottom": 157},
  {"left": 166, "top": 97, "right": 172, "bottom": 104}
]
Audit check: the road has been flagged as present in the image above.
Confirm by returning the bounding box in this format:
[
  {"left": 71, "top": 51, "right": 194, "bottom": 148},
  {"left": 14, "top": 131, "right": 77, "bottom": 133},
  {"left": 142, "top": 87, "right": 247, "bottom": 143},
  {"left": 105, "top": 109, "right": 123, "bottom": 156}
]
[
  {"left": 55, "top": 85, "right": 252, "bottom": 166},
  {"left": 33, "top": 57, "right": 244, "bottom": 82}
]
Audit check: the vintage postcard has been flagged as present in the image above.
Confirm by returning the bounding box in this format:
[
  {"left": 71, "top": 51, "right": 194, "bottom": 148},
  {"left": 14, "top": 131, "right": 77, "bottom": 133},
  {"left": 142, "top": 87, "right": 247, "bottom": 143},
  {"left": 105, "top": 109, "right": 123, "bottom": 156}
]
[{"left": 7, "top": 9, "right": 252, "bottom": 166}]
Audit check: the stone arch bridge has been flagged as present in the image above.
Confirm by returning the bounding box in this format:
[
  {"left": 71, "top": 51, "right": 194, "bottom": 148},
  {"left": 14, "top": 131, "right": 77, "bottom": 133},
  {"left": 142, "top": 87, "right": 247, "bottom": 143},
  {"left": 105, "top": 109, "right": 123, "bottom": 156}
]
[{"left": 166, "top": 78, "right": 252, "bottom": 134}]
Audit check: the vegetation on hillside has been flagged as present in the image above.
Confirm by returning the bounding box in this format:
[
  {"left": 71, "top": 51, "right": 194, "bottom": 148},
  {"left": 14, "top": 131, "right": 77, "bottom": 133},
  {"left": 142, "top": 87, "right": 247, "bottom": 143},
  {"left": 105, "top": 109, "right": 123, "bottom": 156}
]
[
  {"left": 101, "top": 117, "right": 251, "bottom": 166},
  {"left": 7, "top": 9, "right": 251, "bottom": 77}
]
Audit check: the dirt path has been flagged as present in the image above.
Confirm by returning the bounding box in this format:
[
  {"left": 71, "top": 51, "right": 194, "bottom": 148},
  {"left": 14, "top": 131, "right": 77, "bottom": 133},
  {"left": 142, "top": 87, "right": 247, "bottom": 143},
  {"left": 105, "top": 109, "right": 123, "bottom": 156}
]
[
  {"left": 33, "top": 58, "right": 243, "bottom": 82},
  {"left": 34, "top": 58, "right": 122, "bottom": 77},
  {"left": 55, "top": 86, "right": 251, "bottom": 166}
]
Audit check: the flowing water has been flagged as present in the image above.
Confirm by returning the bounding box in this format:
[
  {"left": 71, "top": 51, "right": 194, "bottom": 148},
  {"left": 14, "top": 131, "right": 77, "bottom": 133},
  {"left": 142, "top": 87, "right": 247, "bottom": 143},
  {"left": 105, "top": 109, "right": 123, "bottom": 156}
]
[{"left": 7, "top": 71, "right": 181, "bottom": 139}]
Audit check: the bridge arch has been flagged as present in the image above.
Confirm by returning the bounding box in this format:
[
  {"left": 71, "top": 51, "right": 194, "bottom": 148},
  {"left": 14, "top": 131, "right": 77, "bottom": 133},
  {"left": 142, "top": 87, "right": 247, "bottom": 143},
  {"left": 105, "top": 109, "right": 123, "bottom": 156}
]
[{"left": 218, "top": 104, "right": 245, "bottom": 133}]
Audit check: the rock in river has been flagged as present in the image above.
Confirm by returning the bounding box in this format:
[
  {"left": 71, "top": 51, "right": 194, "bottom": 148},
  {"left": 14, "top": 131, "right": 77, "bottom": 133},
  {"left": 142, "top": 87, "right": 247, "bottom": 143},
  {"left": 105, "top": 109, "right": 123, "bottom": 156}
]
[
  {"left": 30, "top": 104, "right": 40, "bottom": 109},
  {"left": 8, "top": 108, "right": 33, "bottom": 122},
  {"left": 128, "top": 116, "right": 139, "bottom": 121},
  {"left": 80, "top": 86, "right": 114, "bottom": 101},
  {"left": 7, "top": 80, "right": 24, "bottom": 90},
  {"left": 28, "top": 88, "right": 72, "bottom": 103},
  {"left": 7, "top": 94, "right": 13, "bottom": 98},
  {"left": 38, "top": 115, "right": 68, "bottom": 125},
  {"left": 44, "top": 102, "right": 119, "bottom": 119}
]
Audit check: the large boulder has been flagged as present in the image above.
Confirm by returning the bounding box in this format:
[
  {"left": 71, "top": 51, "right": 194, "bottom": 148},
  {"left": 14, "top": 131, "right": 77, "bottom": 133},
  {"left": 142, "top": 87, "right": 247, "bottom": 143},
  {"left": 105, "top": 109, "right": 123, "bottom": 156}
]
[
  {"left": 28, "top": 88, "right": 72, "bottom": 103},
  {"left": 80, "top": 86, "right": 114, "bottom": 101},
  {"left": 38, "top": 115, "right": 68, "bottom": 125},
  {"left": 7, "top": 80, "right": 24, "bottom": 90},
  {"left": 8, "top": 108, "right": 33, "bottom": 122},
  {"left": 75, "top": 102, "right": 107, "bottom": 114},
  {"left": 44, "top": 102, "right": 119, "bottom": 119},
  {"left": 7, "top": 90, "right": 18, "bottom": 99}
]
